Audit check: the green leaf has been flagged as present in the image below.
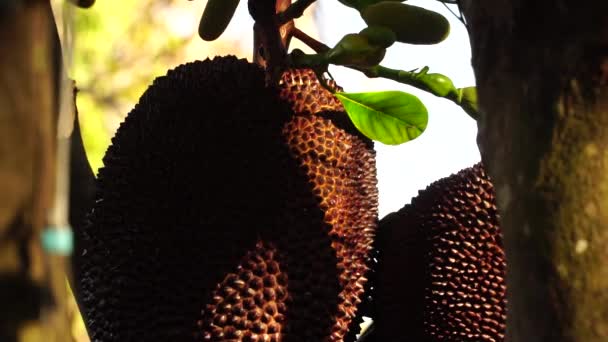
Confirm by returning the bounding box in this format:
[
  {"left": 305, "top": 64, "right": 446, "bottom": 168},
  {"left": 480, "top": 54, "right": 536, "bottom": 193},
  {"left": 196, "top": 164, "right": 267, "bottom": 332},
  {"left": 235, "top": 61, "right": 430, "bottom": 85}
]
[{"left": 336, "top": 91, "right": 428, "bottom": 145}]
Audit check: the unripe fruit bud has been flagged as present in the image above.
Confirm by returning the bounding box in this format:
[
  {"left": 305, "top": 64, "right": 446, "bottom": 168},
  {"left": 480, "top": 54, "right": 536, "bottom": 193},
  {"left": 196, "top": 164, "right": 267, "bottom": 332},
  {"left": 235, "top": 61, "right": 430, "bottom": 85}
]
[
  {"left": 199, "top": 0, "right": 240, "bottom": 41},
  {"left": 361, "top": 2, "right": 450, "bottom": 45},
  {"left": 359, "top": 26, "right": 397, "bottom": 49},
  {"left": 326, "top": 33, "right": 386, "bottom": 67},
  {"left": 419, "top": 73, "right": 456, "bottom": 97}
]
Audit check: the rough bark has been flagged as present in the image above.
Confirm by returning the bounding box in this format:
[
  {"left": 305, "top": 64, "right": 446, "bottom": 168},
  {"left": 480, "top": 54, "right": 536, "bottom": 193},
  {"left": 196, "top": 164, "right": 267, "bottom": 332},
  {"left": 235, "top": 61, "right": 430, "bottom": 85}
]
[
  {"left": 0, "top": 3, "right": 71, "bottom": 341},
  {"left": 463, "top": 1, "right": 608, "bottom": 341}
]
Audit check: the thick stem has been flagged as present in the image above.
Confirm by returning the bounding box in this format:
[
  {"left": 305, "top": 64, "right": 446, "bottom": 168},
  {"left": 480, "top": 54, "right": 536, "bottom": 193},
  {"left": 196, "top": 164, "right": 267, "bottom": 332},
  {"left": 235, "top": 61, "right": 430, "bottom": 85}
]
[
  {"left": 250, "top": 0, "right": 291, "bottom": 82},
  {"left": 250, "top": 0, "right": 283, "bottom": 71},
  {"left": 251, "top": 0, "right": 317, "bottom": 81}
]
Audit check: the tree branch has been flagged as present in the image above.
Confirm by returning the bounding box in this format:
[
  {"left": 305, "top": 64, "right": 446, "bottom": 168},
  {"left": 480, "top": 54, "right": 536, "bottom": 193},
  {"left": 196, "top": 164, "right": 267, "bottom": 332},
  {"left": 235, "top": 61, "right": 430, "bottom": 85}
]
[
  {"left": 292, "top": 27, "right": 329, "bottom": 53},
  {"left": 278, "top": 0, "right": 316, "bottom": 25}
]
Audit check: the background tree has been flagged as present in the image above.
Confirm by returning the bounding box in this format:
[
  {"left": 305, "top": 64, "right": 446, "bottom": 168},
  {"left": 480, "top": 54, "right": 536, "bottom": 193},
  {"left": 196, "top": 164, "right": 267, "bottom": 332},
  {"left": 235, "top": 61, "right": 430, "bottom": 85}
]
[
  {"left": 462, "top": 1, "right": 608, "bottom": 341},
  {"left": 0, "top": 2, "right": 72, "bottom": 341}
]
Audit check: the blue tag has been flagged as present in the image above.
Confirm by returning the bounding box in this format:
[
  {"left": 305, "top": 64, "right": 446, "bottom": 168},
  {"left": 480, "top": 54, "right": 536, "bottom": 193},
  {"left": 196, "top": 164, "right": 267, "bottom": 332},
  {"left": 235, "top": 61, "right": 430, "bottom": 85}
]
[{"left": 41, "top": 226, "right": 74, "bottom": 256}]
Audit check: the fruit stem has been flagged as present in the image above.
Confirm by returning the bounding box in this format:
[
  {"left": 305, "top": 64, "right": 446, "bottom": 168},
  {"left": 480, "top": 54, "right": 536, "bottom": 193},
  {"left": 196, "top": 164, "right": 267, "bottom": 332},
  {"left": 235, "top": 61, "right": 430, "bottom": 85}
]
[
  {"left": 250, "top": 0, "right": 319, "bottom": 84},
  {"left": 289, "top": 49, "right": 328, "bottom": 68},
  {"left": 292, "top": 27, "right": 329, "bottom": 53},
  {"left": 277, "top": 0, "right": 316, "bottom": 25},
  {"left": 250, "top": 0, "right": 289, "bottom": 82},
  {"left": 355, "top": 64, "right": 479, "bottom": 118}
]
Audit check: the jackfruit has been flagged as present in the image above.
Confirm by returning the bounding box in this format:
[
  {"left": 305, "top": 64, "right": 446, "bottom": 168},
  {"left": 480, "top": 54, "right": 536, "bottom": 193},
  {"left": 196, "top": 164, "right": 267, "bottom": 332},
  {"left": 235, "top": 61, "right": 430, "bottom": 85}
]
[
  {"left": 372, "top": 163, "right": 506, "bottom": 341},
  {"left": 277, "top": 68, "right": 377, "bottom": 341},
  {"left": 75, "top": 56, "right": 378, "bottom": 341}
]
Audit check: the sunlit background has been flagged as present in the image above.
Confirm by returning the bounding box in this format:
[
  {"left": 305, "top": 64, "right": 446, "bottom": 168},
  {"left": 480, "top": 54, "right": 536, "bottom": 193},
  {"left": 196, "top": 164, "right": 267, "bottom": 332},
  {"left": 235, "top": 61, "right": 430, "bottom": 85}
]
[{"left": 52, "top": 0, "right": 479, "bottom": 340}]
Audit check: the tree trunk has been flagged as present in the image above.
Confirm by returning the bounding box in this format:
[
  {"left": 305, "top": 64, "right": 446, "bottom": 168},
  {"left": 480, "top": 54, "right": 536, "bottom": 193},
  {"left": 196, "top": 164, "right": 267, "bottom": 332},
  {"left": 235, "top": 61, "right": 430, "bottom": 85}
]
[
  {"left": 462, "top": 1, "right": 608, "bottom": 341},
  {"left": 0, "top": 3, "right": 71, "bottom": 341}
]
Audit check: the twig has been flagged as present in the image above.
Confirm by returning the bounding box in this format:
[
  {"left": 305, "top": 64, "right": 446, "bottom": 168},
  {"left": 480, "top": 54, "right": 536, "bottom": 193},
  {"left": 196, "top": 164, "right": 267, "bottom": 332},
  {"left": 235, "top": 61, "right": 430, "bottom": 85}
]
[
  {"left": 357, "top": 65, "right": 477, "bottom": 119},
  {"left": 292, "top": 27, "right": 330, "bottom": 53},
  {"left": 278, "top": 0, "right": 316, "bottom": 25}
]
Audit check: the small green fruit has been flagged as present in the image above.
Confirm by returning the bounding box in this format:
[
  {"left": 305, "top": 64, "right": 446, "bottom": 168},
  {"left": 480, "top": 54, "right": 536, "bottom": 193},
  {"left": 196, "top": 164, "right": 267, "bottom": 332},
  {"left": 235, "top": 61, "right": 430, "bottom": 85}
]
[
  {"left": 419, "top": 73, "right": 456, "bottom": 97},
  {"left": 361, "top": 2, "right": 450, "bottom": 45},
  {"left": 359, "top": 26, "right": 397, "bottom": 49},
  {"left": 326, "top": 33, "right": 386, "bottom": 67},
  {"left": 198, "top": 0, "right": 240, "bottom": 41}
]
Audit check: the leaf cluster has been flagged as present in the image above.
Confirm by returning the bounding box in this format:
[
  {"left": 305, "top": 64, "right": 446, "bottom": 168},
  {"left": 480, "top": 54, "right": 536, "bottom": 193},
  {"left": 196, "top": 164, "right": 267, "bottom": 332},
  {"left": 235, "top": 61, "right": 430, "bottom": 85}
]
[{"left": 196, "top": 0, "right": 476, "bottom": 145}]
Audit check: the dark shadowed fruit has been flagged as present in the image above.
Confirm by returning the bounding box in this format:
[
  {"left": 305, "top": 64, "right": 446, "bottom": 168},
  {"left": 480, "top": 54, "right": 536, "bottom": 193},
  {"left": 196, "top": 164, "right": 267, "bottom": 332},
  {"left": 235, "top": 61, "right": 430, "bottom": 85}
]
[
  {"left": 372, "top": 163, "right": 506, "bottom": 342},
  {"left": 75, "top": 56, "right": 377, "bottom": 341}
]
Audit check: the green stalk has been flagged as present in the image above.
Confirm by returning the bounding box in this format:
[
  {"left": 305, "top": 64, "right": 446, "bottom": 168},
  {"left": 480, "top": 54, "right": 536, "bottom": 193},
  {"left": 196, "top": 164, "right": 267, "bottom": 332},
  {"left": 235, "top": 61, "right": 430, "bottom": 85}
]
[
  {"left": 360, "top": 65, "right": 478, "bottom": 119},
  {"left": 288, "top": 50, "right": 479, "bottom": 119}
]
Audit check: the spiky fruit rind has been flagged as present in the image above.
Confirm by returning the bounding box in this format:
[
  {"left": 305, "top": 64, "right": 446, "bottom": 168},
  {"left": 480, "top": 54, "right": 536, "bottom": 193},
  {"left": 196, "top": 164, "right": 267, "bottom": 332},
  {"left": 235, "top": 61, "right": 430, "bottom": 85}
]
[
  {"left": 278, "top": 69, "right": 344, "bottom": 115},
  {"left": 77, "top": 56, "right": 294, "bottom": 341},
  {"left": 374, "top": 163, "right": 506, "bottom": 341},
  {"left": 279, "top": 69, "right": 379, "bottom": 341},
  {"left": 77, "top": 57, "right": 378, "bottom": 342}
]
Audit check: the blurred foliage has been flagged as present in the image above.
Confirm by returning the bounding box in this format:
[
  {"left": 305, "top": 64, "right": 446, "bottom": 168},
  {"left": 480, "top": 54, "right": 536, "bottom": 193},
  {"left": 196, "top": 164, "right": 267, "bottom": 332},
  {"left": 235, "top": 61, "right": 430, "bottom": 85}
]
[
  {"left": 70, "top": 0, "right": 192, "bottom": 173},
  {"left": 55, "top": 0, "right": 253, "bottom": 173},
  {"left": 59, "top": 0, "right": 318, "bottom": 173},
  {"left": 53, "top": 1, "right": 212, "bottom": 340}
]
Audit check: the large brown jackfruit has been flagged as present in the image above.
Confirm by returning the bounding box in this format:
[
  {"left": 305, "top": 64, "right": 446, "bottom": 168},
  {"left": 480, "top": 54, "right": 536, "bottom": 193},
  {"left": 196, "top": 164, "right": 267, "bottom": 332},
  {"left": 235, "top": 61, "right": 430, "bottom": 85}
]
[
  {"left": 75, "top": 56, "right": 378, "bottom": 341},
  {"left": 372, "top": 163, "right": 506, "bottom": 342}
]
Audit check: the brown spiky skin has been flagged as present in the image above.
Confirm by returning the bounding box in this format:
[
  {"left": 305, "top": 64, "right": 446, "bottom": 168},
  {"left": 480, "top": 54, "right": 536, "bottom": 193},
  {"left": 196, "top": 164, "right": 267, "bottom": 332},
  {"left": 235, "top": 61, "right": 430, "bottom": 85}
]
[
  {"left": 374, "top": 163, "right": 506, "bottom": 342},
  {"left": 279, "top": 69, "right": 378, "bottom": 341},
  {"left": 198, "top": 68, "right": 378, "bottom": 341},
  {"left": 76, "top": 57, "right": 378, "bottom": 342},
  {"left": 76, "top": 56, "right": 293, "bottom": 341}
]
